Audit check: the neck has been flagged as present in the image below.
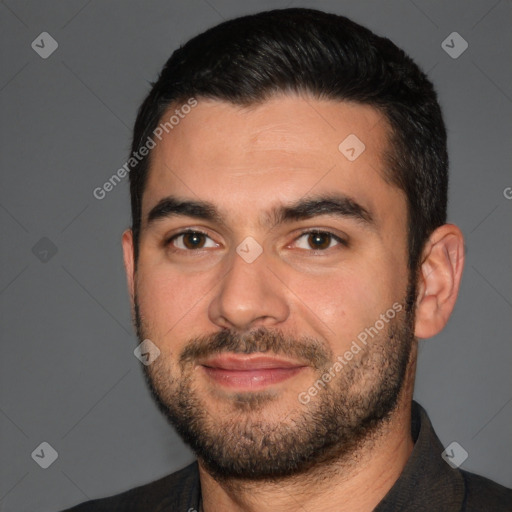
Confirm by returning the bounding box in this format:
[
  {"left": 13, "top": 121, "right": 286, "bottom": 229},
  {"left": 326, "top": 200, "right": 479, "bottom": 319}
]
[{"left": 199, "top": 397, "right": 414, "bottom": 512}]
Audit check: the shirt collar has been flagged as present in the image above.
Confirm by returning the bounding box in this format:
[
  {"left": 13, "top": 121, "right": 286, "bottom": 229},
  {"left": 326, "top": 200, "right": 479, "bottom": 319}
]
[{"left": 374, "top": 400, "right": 465, "bottom": 511}]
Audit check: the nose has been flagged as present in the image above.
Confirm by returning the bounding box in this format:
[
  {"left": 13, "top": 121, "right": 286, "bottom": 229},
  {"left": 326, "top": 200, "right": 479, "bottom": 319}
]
[{"left": 208, "top": 245, "right": 290, "bottom": 332}]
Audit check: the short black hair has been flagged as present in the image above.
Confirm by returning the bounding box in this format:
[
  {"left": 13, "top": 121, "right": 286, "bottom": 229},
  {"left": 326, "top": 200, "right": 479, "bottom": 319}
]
[{"left": 129, "top": 7, "right": 448, "bottom": 271}]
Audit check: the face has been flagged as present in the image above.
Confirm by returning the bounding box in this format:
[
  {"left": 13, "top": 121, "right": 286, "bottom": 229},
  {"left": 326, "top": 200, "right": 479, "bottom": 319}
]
[{"left": 123, "top": 94, "right": 416, "bottom": 479}]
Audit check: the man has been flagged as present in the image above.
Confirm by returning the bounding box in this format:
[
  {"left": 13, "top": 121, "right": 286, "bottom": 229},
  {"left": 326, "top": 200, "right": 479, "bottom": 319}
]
[{"left": 63, "top": 7, "right": 511, "bottom": 512}]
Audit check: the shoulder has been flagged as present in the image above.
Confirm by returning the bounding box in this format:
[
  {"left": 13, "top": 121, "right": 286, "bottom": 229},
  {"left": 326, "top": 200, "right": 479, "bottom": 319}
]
[
  {"left": 461, "top": 469, "right": 512, "bottom": 511},
  {"left": 60, "top": 461, "right": 200, "bottom": 511}
]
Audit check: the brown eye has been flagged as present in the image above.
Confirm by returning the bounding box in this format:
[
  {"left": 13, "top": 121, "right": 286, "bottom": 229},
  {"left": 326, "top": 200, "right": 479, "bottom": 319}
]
[
  {"left": 307, "top": 232, "right": 332, "bottom": 250},
  {"left": 169, "top": 231, "right": 218, "bottom": 251},
  {"left": 293, "top": 230, "right": 346, "bottom": 251},
  {"left": 182, "top": 232, "right": 206, "bottom": 249}
]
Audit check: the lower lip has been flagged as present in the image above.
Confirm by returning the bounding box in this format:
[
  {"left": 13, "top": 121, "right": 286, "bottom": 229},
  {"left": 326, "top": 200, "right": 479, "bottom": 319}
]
[{"left": 201, "top": 366, "right": 306, "bottom": 390}]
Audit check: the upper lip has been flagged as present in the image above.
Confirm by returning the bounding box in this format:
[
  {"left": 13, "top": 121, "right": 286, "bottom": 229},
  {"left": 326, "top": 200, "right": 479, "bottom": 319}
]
[{"left": 199, "top": 354, "right": 307, "bottom": 370}]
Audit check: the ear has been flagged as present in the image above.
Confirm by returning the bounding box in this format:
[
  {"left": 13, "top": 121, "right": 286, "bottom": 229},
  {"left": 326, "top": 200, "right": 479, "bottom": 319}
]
[
  {"left": 121, "top": 228, "right": 136, "bottom": 308},
  {"left": 414, "top": 224, "right": 465, "bottom": 339}
]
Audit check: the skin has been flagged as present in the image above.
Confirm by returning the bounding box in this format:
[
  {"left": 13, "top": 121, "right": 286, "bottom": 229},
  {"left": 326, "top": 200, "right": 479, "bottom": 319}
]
[{"left": 122, "top": 94, "right": 465, "bottom": 512}]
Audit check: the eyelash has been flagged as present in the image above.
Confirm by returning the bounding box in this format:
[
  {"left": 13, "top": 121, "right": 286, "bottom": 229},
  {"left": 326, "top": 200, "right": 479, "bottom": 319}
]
[{"left": 164, "top": 229, "right": 348, "bottom": 254}]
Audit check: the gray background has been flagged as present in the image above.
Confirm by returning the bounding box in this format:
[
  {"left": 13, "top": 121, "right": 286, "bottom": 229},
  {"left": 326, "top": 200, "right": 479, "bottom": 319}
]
[{"left": 0, "top": 0, "right": 511, "bottom": 510}]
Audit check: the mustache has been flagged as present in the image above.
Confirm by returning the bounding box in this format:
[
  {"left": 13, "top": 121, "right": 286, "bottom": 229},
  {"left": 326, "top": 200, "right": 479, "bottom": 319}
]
[{"left": 179, "top": 327, "right": 332, "bottom": 370}]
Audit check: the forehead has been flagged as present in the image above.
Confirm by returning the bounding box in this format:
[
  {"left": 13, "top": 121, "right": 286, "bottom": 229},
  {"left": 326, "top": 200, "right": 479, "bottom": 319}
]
[{"left": 142, "top": 94, "right": 404, "bottom": 227}]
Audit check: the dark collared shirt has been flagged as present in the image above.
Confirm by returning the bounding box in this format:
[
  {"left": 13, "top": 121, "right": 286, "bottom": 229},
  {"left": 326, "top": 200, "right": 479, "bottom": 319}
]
[{"left": 62, "top": 401, "right": 511, "bottom": 511}]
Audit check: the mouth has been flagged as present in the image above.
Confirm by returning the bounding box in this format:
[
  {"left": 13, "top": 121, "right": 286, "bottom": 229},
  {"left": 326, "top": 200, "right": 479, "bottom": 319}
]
[{"left": 198, "top": 354, "right": 309, "bottom": 391}]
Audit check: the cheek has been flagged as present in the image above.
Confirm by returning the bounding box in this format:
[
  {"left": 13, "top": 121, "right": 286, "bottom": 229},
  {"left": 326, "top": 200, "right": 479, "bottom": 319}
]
[
  {"left": 135, "top": 265, "right": 211, "bottom": 341},
  {"left": 288, "top": 264, "right": 397, "bottom": 347}
]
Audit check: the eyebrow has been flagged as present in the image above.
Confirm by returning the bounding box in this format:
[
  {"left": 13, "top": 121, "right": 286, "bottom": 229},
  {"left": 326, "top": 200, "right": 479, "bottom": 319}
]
[{"left": 145, "top": 193, "right": 374, "bottom": 230}]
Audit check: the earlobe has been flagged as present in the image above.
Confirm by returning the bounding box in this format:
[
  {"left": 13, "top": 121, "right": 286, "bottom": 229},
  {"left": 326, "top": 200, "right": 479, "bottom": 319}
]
[
  {"left": 121, "top": 228, "right": 135, "bottom": 306},
  {"left": 414, "top": 224, "right": 465, "bottom": 339}
]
